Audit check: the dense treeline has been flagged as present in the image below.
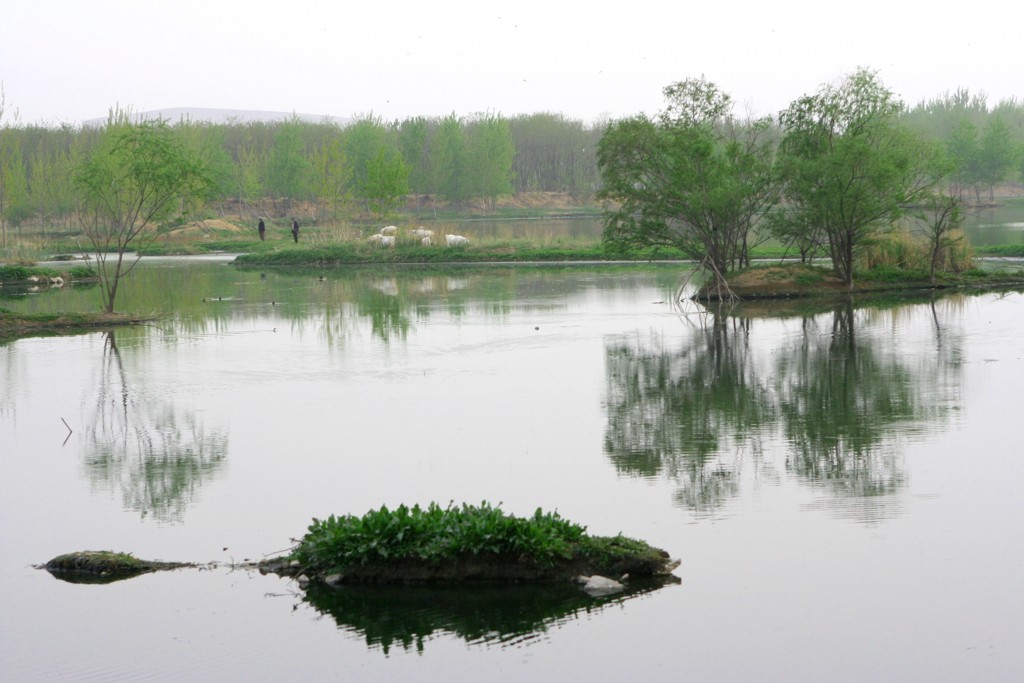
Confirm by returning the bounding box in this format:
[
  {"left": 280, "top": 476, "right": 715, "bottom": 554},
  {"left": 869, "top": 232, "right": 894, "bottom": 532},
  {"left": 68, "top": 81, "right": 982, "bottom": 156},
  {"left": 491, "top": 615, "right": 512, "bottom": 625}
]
[
  {"left": 1, "top": 83, "right": 1022, "bottom": 246},
  {"left": 0, "top": 105, "right": 603, "bottom": 243},
  {"left": 903, "top": 88, "right": 1024, "bottom": 201}
]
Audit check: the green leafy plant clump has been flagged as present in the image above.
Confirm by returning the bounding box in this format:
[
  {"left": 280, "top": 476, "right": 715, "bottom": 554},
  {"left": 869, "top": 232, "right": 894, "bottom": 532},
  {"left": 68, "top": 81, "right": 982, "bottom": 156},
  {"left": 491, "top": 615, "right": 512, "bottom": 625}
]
[
  {"left": 0, "top": 265, "right": 32, "bottom": 282},
  {"left": 294, "top": 502, "right": 589, "bottom": 571}
]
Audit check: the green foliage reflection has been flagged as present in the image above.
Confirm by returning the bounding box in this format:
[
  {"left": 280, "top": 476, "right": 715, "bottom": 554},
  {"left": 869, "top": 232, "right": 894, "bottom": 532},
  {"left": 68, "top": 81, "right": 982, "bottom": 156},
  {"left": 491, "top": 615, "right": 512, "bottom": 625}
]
[
  {"left": 302, "top": 578, "right": 674, "bottom": 654},
  {"left": 605, "top": 316, "right": 770, "bottom": 513},
  {"left": 604, "top": 300, "right": 962, "bottom": 517}
]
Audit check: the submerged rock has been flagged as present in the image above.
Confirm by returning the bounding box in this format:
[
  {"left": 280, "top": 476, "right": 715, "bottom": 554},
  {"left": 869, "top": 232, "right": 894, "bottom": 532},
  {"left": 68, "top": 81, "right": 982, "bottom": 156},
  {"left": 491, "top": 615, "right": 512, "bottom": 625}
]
[
  {"left": 42, "top": 551, "right": 193, "bottom": 584},
  {"left": 577, "top": 575, "right": 626, "bottom": 597}
]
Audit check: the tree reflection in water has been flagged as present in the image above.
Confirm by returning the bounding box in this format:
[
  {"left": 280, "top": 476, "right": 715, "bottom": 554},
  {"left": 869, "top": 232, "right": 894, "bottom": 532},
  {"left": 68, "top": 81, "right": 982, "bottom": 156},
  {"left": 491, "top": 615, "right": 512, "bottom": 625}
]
[
  {"left": 605, "top": 315, "right": 770, "bottom": 515},
  {"left": 777, "top": 302, "right": 909, "bottom": 498},
  {"left": 604, "top": 299, "right": 962, "bottom": 520},
  {"left": 81, "top": 330, "right": 228, "bottom": 522}
]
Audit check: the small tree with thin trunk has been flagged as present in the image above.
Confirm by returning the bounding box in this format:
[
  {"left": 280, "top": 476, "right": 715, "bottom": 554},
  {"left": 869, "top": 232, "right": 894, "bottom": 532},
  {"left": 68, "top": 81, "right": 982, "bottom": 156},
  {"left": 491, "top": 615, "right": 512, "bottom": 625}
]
[
  {"left": 914, "top": 187, "right": 965, "bottom": 285},
  {"left": 74, "top": 113, "right": 216, "bottom": 313}
]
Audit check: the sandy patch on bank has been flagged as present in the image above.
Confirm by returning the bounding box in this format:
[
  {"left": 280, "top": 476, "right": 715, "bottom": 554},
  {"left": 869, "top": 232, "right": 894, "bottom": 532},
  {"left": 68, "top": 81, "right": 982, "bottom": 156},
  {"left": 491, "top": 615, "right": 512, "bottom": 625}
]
[{"left": 166, "top": 219, "right": 246, "bottom": 236}]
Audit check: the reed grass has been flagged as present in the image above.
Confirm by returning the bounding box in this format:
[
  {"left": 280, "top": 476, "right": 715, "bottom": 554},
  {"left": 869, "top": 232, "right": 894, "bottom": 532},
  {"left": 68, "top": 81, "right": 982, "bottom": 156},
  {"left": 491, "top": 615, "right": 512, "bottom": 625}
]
[{"left": 858, "top": 227, "right": 974, "bottom": 274}]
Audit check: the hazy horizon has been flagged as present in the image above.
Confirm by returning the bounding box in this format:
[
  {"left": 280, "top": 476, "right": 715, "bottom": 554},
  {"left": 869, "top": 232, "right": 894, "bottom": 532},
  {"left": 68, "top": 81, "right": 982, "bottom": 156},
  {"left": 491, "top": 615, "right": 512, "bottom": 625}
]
[{"left": 1, "top": 1, "right": 1020, "bottom": 128}]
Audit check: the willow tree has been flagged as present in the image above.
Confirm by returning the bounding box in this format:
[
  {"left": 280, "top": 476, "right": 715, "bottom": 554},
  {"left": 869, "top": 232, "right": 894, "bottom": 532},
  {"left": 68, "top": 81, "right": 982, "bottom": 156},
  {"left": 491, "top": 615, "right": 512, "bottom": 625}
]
[
  {"left": 776, "top": 68, "right": 936, "bottom": 288},
  {"left": 75, "top": 114, "right": 216, "bottom": 313},
  {"left": 598, "top": 78, "right": 778, "bottom": 298}
]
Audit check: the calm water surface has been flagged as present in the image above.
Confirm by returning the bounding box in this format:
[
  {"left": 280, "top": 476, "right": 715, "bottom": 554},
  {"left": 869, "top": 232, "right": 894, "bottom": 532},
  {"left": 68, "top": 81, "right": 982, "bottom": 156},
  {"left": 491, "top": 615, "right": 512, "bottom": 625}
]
[
  {"left": 2, "top": 258, "right": 1023, "bottom": 681},
  {"left": 436, "top": 202, "right": 1024, "bottom": 247}
]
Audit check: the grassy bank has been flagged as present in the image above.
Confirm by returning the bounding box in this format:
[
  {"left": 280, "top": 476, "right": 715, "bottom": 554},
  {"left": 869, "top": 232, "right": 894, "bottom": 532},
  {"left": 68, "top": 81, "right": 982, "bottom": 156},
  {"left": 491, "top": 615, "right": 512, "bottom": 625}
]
[
  {"left": 0, "top": 264, "right": 96, "bottom": 282},
  {"left": 976, "top": 244, "right": 1024, "bottom": 257},
  {"left": 232, "top": 242, "right": 694, "bottom": 266}
]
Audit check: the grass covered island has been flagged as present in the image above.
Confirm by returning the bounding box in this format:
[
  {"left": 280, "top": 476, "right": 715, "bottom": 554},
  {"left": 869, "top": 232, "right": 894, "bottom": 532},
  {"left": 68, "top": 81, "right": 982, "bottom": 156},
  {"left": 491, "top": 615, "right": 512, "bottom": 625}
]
[
  {"left": 263, "top": 503, "right": 679, "bottom": 585},
  {"left": 43, "top": 503, "right": 680, "bottom": 588},
  {"left": 0, "top": 308, "right": 156, "bottom": 338},
  {"left": 696, "top": 263, "right": 1024, "bottom": 301}
]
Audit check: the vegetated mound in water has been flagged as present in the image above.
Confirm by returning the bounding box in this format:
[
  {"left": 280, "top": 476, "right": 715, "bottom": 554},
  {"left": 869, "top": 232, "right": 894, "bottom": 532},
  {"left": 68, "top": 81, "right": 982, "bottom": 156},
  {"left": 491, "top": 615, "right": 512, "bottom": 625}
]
[
  {"left": 38, "top": 503, "right": 681, "bottom": 587},
  {"left": 41, "top": 551, "right": 194, "bottom": 584},
  {"left": 263, "top": 502, "right": 680, "bottom": 585},
  {"left": 699, "top": 263, "right": 1024, "bottom": 301}
]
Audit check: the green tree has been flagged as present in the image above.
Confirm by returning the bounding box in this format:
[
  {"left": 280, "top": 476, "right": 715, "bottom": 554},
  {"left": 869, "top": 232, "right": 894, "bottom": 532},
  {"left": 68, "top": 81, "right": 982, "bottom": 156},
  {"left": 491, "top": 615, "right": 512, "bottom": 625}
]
[
  {"left": 977, "top": 116, "right": 1015, "bottom": 199},
  {"left": 434, "top": 114, "right": 469, "bottom": 205},
  {"left": 598, "top": 77, "right": 778, "bottom": 297},
  {"left": 946, "top": 118, "right": 981, "bottom": 200},
  {"left": 465, "top": 114, "right": 515, "bottom": 211},
  {"left": 509, "top": 113, "right": 602, "bottom": 197},
  {"left": 310, "top": 136, "right": 352, "bottom": 219},
  {"left": 912, "top": 186, "right": 965, "bottom": 285},
  {"left": 0, "top": 84, "right": 28, "bottom": 246},
  {"left": 264, "top": 117, "right": 311, "bottom": 213},
  {"left": 0, "top": 131, "right": 30, "bottom": 242},
  {"left": 903, "top": 87, "right": 989, "bottom": 142},
  {"left": 341, "top": 116, "right": 393, "bottom": 216},
  {"left": 177, "top": 120, "right": 233, "bottom": 211},
  {"left": 398, "top": 117, "right": 432, "bottom": 198},
  {"left": 232, "top": 144, "right": 265, "bottom": 215},
  {"left": 364, "top": 147, "right": 409, "bottom": 219},
  {"left": 74, "top": 114, "right": 217, "bottom": 312},
  {"left": 28, "top": 143, "right": 77, "bottom": 234},
  {"left": 776, "top": 68, "right": 936, "bottom": 288}
]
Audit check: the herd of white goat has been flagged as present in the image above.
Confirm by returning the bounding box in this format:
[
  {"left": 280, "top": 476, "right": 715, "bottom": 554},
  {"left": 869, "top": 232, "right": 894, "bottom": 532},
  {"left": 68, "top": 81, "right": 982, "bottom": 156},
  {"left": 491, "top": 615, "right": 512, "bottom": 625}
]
[{"left": 367, "top": 225, "right": 469, "bottom": 248}]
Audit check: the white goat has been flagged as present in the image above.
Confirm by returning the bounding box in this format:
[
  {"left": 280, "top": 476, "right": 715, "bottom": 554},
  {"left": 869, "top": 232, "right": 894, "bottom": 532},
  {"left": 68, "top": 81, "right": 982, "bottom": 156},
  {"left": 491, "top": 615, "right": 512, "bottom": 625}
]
[
  {"left": 446, "top": 234, "right": 469, "bottom": 247},
  {"left": 379, "top": 225, "right": 398, "bottom": 235},
  {"left": 368, "top": 233, "right": 395, "bottom": 246},
  {"left": 421, "top": 236, "right": 432, "bottom": 246},
  {"left": 410, "top": 227, "right": 434, "bottom": 238}
]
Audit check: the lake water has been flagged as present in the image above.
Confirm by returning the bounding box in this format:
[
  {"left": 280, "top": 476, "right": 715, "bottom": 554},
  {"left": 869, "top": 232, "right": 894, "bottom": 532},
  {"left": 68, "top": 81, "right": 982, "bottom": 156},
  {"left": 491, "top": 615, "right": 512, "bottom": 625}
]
[
  {"left": 2, "top": 258, "right": 1024, "bottom": 681},
  {"left": 424, "top": 200, "right": 1024, "bottom": 248}
]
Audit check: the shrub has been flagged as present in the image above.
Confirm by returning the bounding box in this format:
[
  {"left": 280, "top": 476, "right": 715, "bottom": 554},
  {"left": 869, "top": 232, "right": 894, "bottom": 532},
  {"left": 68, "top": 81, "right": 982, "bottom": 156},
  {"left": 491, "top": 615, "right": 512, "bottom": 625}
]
[
  {"left": 68, "top": 266, "right": 97, "bottom": 278},
  {"left": 0, "top": 265, "right": 31, "bottom": 282}
]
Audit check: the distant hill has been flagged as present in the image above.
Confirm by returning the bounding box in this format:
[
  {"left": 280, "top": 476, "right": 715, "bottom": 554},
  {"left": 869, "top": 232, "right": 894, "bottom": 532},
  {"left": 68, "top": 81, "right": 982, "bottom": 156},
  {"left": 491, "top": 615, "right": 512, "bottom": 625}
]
[{"left": 83, "top": 107, "right": 352, "bottom": 127}]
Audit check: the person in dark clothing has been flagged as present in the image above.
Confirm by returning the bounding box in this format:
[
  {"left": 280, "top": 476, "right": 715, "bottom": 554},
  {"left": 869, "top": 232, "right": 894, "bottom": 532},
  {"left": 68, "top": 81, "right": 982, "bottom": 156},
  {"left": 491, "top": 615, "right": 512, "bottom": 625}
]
[
  {"left": 258, "top": 218, "right": 266, "bottom": 241},
  {"left": 291, "top": 218, "right": 299, "bottom": 243}
]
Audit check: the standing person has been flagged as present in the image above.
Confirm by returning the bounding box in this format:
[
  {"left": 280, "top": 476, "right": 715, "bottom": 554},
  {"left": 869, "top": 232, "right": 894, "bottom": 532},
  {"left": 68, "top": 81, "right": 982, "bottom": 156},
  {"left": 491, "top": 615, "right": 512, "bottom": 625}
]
[
  {"left": 258, "top": 218, "right": 266, "bottom": 241},
  {"left": 291, "top": 218, "right": 299, "bottom": 243}
]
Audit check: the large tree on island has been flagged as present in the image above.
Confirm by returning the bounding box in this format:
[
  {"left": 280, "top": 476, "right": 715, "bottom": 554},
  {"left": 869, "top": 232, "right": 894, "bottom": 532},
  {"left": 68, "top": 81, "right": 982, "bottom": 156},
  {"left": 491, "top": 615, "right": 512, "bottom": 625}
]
[
  {"left": 597, "top": 78, "right": 778, "bottom": 299},
  {"left": 775, "top": 68, "right": 937, "bottom": 288},
  {"left": 75, "top": 113, "right": 217, "bottom": 313}
]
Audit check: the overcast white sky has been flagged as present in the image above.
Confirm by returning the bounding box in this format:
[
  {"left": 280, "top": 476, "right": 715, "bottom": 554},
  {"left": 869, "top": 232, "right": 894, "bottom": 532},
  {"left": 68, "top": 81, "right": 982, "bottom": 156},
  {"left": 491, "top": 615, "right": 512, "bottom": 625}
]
[{"left": 1, "top": 0, "right": 1020, "bottom": 126}]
